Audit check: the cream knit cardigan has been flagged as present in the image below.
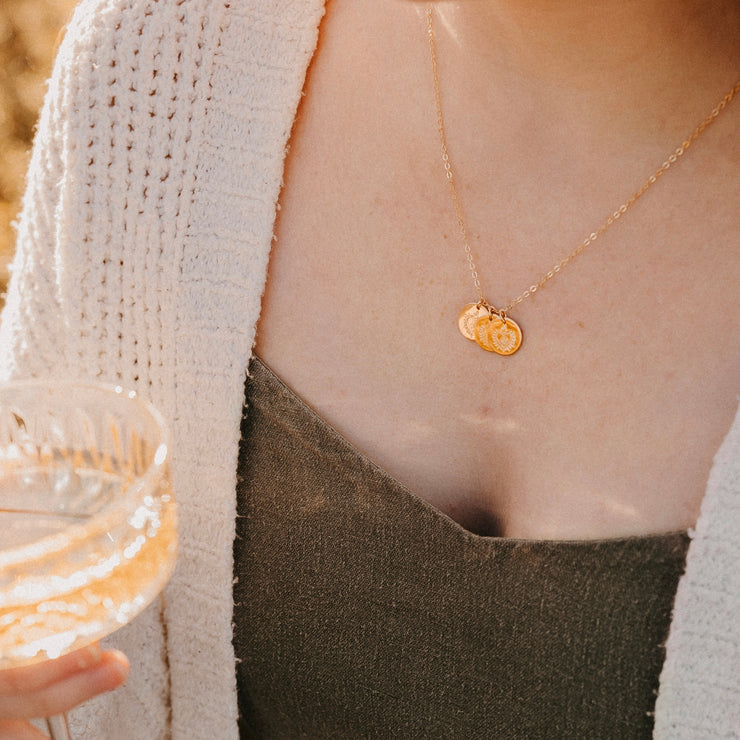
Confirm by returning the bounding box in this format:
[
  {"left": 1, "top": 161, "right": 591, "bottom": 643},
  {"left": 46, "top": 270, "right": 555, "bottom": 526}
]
[{"left": 0, "top": 1, "right": 738, "bottom": 737}]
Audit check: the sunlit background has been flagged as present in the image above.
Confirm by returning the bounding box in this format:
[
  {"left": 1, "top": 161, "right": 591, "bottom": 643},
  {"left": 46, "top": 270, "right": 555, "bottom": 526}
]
[{"left": 0, "top": 0, "right": 78, "bottom": 305}]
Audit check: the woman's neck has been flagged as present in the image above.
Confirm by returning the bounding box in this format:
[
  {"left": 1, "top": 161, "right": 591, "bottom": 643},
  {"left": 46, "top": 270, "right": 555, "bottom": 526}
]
[
  {"left": 428, "top": 0, "right": 740, "bottom": 145},
  {"left": 435, "top": 0, "right": 739, "bottom": 85}
]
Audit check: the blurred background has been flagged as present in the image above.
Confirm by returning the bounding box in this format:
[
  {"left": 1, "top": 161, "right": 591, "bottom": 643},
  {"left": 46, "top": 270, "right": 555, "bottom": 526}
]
[{"left": 0, "top": 0, "right": 78, "bottom": 305}]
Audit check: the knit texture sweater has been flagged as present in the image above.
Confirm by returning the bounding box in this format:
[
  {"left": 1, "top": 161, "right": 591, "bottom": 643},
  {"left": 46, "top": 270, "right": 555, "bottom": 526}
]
[{"left": 0, "top": 1, "right": 737, "bottom": 737}]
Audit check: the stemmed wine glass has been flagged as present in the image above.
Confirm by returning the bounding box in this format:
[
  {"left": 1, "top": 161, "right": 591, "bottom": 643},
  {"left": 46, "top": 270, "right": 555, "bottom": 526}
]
[{"left": 0, "top": 381, "right": 177, "bottom": 738}]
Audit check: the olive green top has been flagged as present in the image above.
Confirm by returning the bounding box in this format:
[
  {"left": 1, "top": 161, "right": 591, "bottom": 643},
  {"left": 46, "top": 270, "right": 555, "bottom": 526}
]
[{"left": 233, "top": 357, "right": 689, "bottom": 739}]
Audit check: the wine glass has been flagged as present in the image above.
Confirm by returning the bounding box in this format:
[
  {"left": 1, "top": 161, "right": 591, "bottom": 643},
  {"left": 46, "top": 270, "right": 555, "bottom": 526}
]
[{"left": 0, "top": 381, "right": 177, "bottom": 739}]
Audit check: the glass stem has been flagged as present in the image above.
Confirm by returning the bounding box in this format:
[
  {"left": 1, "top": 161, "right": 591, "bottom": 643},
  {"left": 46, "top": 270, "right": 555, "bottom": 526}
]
[{"left": 46, "top": 713, "right": 72, "bottom": 739}]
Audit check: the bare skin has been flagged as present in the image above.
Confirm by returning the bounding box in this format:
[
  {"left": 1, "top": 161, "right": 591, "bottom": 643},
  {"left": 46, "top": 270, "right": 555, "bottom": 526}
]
[{"left": 256, "top": 0, "right": 740, "bottom": 539}]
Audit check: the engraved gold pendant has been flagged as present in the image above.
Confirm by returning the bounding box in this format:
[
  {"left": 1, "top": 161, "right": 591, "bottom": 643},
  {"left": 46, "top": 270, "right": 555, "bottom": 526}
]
[
  {"left": 458, "top": 303, "right": 522, "bottom": 355},
  {"left": 458, "top": 303, "right": 489, "bottom": 340}
]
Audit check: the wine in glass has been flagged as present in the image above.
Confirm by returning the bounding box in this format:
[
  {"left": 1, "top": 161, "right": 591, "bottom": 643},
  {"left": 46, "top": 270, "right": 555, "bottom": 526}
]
[{"left": 0, "top": 381, "right": 177, "bottom": 738}]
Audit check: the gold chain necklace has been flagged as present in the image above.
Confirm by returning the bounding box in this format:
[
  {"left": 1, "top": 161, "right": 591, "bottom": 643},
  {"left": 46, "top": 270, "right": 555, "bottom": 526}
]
[{"left": 426, "top": 5, "right": 740, "bottom": 356}]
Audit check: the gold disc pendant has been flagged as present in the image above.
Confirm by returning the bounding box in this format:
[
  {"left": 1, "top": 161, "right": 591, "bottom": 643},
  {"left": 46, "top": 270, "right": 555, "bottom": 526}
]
[
  {"left": 458, "top": 303, "right": 490, "bottom": 341},
  {"left": 474, "top": 314, "right": 523, "bottom": 355}
]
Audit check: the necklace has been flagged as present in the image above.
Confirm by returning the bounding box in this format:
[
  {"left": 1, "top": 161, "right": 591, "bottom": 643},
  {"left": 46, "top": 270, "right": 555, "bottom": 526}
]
[{"left": 426, "top": 6, "right": 740, "bottom": 356}]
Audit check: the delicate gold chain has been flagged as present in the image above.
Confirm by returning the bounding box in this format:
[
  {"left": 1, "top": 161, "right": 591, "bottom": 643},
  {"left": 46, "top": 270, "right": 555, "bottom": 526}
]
[{"left": 426, "top": 5, "right": 740, "bottom": 319}]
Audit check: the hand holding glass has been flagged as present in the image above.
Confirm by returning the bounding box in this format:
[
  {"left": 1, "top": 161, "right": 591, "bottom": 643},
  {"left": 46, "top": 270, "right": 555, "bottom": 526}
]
[{"left": 0, "top": 382, "right": 177, "bottom": 737}]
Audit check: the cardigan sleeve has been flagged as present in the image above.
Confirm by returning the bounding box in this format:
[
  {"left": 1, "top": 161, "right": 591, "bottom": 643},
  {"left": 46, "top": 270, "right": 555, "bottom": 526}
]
[
  {"left": 0, "top": 0, "right": 167, "bottom": 385},
  {"left": 654, "top": 401, "right": 740, "bottom": 739},
  {"left": 0, "top": 1, "right": 327, "bottom": 737},
  {"left": 0, "top": 25, "right": 69, "bottom": 382},
  {"left": 2, "top": 0, "right": 206, "bottom": 389},
  {"left": 0, "top": 1, "right": 180, "bottom": 736}
]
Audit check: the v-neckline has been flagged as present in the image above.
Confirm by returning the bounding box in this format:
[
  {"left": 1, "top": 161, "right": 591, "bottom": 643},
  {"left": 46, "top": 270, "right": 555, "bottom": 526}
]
[{"left": 246, "top": 355, "right": 687, "bottom": 549}]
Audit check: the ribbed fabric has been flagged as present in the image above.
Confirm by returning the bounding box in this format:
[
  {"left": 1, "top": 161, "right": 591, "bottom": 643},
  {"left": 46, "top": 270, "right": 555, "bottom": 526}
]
[
  {"left": 0, "top": 1, "right": 737, "bottom": 737},
  {"left": 654, "top": 405, "right": 740, "bottom": 739}
]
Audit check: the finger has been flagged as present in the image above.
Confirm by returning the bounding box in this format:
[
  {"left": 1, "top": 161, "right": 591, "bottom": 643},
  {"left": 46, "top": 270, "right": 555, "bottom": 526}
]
[
  {"left": 0, "top": 644, "right": 104, "bottom": 694},
  {"left": 0, "top": 719, "right": 49, "bottom": 740},
  {"left": 0, "top": 650, "right": 129, "bottom": 720}
]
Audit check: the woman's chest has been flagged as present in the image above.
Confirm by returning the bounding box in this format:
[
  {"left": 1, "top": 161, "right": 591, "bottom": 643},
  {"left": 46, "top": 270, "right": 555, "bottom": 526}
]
[
  {"left": 256, "top": 145, "right": 738, "bottom": 539},
  {"left": 254, "top": 3, "right": 739, "bottom": 539}
]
